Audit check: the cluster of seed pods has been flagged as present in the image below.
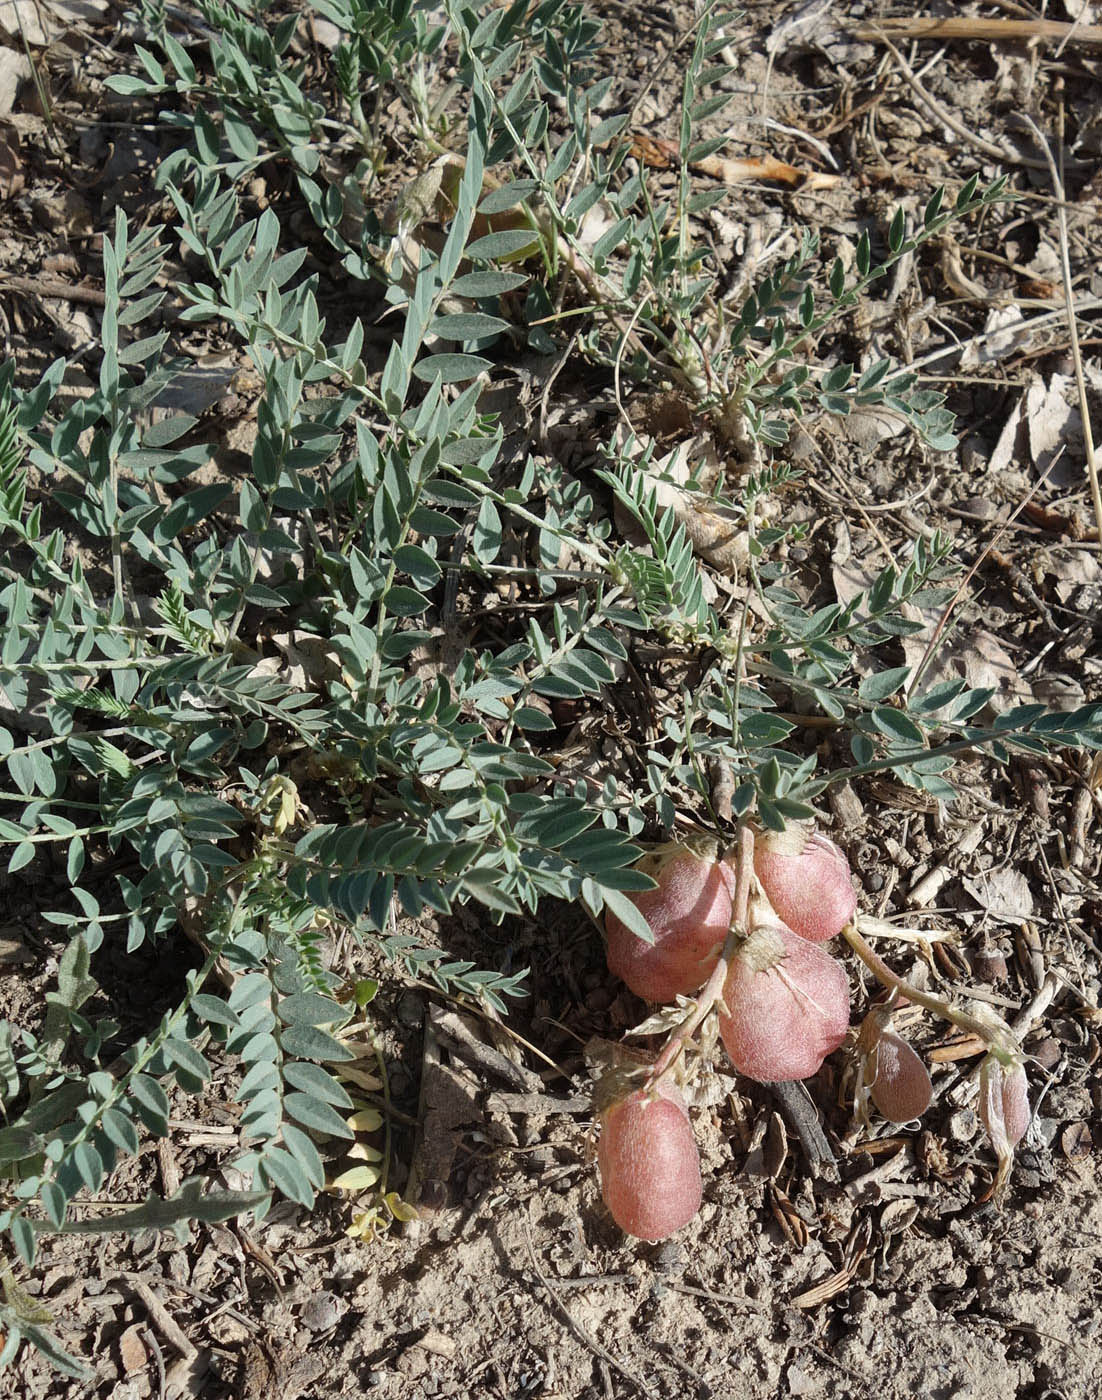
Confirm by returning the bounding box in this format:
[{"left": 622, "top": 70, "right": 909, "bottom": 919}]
[{"left": 597, "top": 826, "right": 966, "bottom": 1240}]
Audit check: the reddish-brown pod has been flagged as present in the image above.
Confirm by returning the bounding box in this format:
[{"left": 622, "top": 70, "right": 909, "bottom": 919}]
[
  {"left": 980, "top": 1058, "right": 1029, "bottom": 1147},
  {"left": 717, "top": 923, "right": 850, "bottom": 1082},
  {"left": 598, "top": 1083, "right": 702, "bottom": 1240},
  {"left": 605, "top": 842, "right": 737, "bottom": 1003},
  {"left": 979, "top": 1052, "right": 1030, "bottom": 1198},
  {"left": 997, "top": 1063, "right": 1030, "bottom": 1148},
  {"left": 856, "top": 1008, "right": 933, "bottom": 1124},
  {"left": 752, "top": 825, "right": 856, "bottom": 944}
]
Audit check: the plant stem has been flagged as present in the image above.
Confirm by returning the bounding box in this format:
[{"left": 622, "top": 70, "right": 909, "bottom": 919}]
[
  {"left": 842, "top": 920, "right": 1020, "bottom": 1061},
  {"left": 645, "top": 825, "right": 753, "bottom": 1091}
]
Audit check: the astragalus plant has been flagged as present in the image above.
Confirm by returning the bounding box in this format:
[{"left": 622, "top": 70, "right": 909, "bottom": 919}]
[{"left": 0, "top": 0, "right": 1098, "bottom": 1375}]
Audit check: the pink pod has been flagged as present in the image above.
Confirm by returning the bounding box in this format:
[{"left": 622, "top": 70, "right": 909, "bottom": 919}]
[
  {"left": 857, "top": 1009, "right": 933, "bottom": 1124},
  {"left": 598, "top": 1082, "right": 702, "bottom": 1240},
  {"left": 752, "top": 826, "right": 856, "bottom": 943},
  {"left": 980, "top": 1056, "right": 1030, "bottom": 1152},
  {"left": 718, "top": 923, "right": 850, "bottom": 1082},
  {"left": 605, "top": 843, "right": 737, "bottom": 1003},
  {"left": 978, "top": 1052, "right": 1030, "bottom": 1199}
]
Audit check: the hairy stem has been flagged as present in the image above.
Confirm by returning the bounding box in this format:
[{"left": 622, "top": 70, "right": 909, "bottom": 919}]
[{"left": 842, "top": 921, "right": 1020, "bottom": 1062}]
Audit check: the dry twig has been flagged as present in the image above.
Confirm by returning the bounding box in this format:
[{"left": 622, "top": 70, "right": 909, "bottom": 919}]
[
  {"left": 857, "top": 16, "right": 1102, "bottom": 52},
  {"left": 127, "top": 1278, "right": 198, "bottom": 1364},
  {"left": 1020, "top": 110, "right": 1102, "bottom": 553},
  {"left": 872, "top": 29, "right": 1050, "bottom": 171},
  {"left": 521, "top": 1225, "right": 656, "bottom": 1398},
  {"left": 0, "top": 274, "right": 107, "bottom": 306}
]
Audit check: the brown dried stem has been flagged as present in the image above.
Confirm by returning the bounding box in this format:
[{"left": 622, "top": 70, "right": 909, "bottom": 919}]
[{"left": 842, "top": 922, "right": 1020, "bottom": 1062}]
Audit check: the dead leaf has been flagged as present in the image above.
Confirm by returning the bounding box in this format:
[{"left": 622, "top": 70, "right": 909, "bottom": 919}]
[
  {"left": 959, "top": 304, "right": 1025, "bottom": 368},
  {"left": 903, "top": 622, "right": 1031, "bottom": 710},
  {"left": 269, "top": 631, "right": 345, "bottom": 690},
  {"left": 237, "top": 1340, "right": 326, "bottom": 1400},
  {"left": 1061, "top": 1121, "right": 1093, "bottom": 1161},
  {"left": 629, "top": 132, "right": 841, "bottom": 189},
  {"left": 0, "top": 0, "right": 49, "bottom": 45},
  {"left": 645, "top": 435, "right": 750, "bottom": 574},
  {"left": 791, "top": 1265, "right": 858, "bottom": 1309},
  {"left": 768, "top": 1183, "right": 809, "bottom": 1247},
  {"left": 1024, "top": 372, "right": 1093, "bottom": 488},
  {"left": 961, "top": 866, "right": 1035, "bottom": 923},
  {"left": 831, "top": 560, "right": 875, "bottom": 615},
  {"left": 985, "top": 396, "right": 1024, "bottom": 478},
  {"left": 0, "top": 0, "right": 107, "bottom": 41},
  {"left": 0, "top": 48, "right": 30, "bottom": 115},
  {"left": 0, "top": 133, "right": 21, "bottom": 198},
  {"left": 1030, "top": 674, "right": 1086, "bottom": 711},
  {"left": 830, "top": 403, "right": 908, "bottom": 452},
  {"left": 150, "top": 356, "right": 238, "bottom": 417},
  {"left": 767, "top": 0, "right": 837, "bottom": 55},
  {"left": 693, "top": 152, "right": 841, "bottom": 191},
  {"left": 118, "top": 1323, "right": 149, "bottom": 1376},
  {"left": 30, "top": 188, "right": 94, "bottom": 239}
]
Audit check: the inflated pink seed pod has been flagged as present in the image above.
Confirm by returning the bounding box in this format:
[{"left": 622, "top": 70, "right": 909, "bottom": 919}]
[
  {"left": 857, "top": 1007, "right": 933, "bottom": 1124},
  {"left": 752, "top": 825, "right": 856, "bottom": 944},
  {"left": 979, "top": 1052, "right": 1030, "bottom": 1198},
  {"left": 717, "top": 923, "right": 850, "bottom": 1082},
  {"left": 598, "top": 1082, "right": 702, "bottom": 1240},
  {"left": 605, "top": 842, "right": 737, "bottom": 1003},
  {"left": 996, "top": 1062, "right": 1030, "bottom": 1149}
]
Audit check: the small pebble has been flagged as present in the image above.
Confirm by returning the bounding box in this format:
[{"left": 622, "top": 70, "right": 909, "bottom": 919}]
[
  {"left": 299, "top": 1290, "right": 347, "bottom": 1333},
  {"left": 948, "top": 1107, "right": 978, "bottom": 1143},
  {"left": 1030, "top": 1036, "right": 1062, "bottom": 1071}
]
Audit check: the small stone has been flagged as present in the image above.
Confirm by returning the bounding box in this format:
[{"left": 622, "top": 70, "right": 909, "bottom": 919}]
[
  {"left": 948, "top": 1108, "right": 978, "bottom": 1143},
  {"left": 299, "top": 1290, "right": 347, "bottom": 1333},
  {"left": 413, "top": 1330, "right": 456, "bottom": 1359},
  {"left": 1030, "top": 1036, "right": 1062, "bottom": 1071}
]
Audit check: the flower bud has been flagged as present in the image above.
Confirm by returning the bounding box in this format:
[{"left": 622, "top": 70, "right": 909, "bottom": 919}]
[{"left": 752, "top": 825, "right": 856, "bottom": 944}]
